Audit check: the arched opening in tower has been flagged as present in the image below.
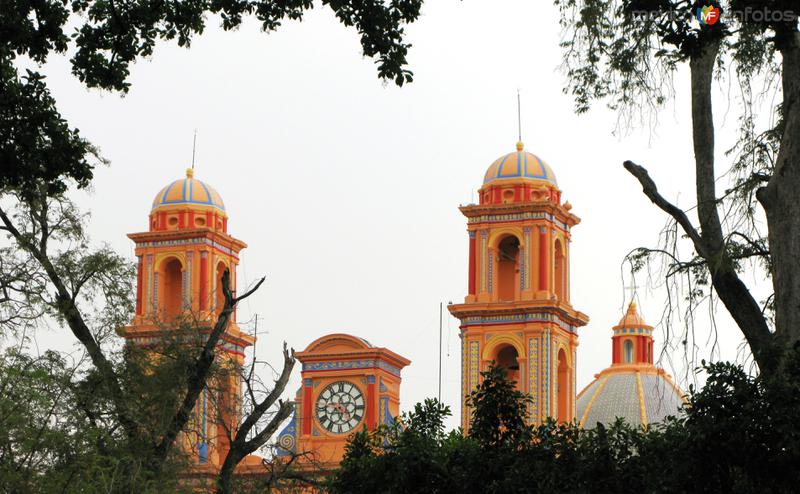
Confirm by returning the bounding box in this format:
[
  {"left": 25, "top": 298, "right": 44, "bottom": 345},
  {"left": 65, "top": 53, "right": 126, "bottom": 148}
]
[
  {"left": 554, "top": 239, "right": 566, "bottom": 301},
  {"left": 557, "top": 348, "right": 570, "bottom": 423},
  {"left": 162, "top": 258, "right": 183, "bottom": 320},
  {"left": 497, "top": 236, "right": 520, "bottom": 301},
  {"left": 495, "top": 344, "right": 520, "bottom": 385},
  {"left": 215, "top": 262, "right": 227, "bottom": 317}
]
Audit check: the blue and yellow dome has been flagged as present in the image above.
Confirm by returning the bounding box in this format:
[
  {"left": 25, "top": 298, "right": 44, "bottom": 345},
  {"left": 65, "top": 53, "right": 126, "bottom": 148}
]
[
  {"left": 151, "top": 169, "right": 225, "bottom": 214},
  {"left": 483, "top": 142, "right": 557, "bottom": 186}
]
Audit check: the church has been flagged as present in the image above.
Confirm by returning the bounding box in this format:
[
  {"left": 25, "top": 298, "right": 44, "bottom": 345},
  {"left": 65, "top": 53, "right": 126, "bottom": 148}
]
[{"left": 119, "top": 140, "right": 684, "bottom": 477}]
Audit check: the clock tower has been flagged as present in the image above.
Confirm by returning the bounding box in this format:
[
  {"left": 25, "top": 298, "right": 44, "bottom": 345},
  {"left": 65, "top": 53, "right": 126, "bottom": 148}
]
[
  {"left": 449, "top": 142, "right": 589, "bottom": 430},
  {"left": 275, "top": 334, "right": 410, "bottom": 467}
]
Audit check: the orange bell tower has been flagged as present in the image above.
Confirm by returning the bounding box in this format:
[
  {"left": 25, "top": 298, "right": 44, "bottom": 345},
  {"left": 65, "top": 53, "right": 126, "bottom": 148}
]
[
  {"left": 449, "top": 142, "right": 589, "bottom": 429},
  {"left": 118, "top": 168, "right": 255, "bottom": 470}
]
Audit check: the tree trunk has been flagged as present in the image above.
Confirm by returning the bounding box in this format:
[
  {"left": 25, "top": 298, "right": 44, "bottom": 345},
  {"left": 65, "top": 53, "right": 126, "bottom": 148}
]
[
  {"left": 759, "top": 31, "right": 800, "bottom": 370},
  {"left": 688, "top": 39, "right": 776, "bottom": 372}
]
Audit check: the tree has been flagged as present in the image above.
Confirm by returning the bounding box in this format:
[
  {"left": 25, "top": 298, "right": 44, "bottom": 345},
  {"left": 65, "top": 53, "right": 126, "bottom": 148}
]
[
  {"left": 555, "top": 0, "right": 799, "bottom": 375},
  {"left": 330, "top": 361, "right": 800, "bottom": 494},
  {"left": 466, "top": 364, "right": 531, "bottom": 449},
  {"left": 0, "top": 190, "right": 296, "bottom": 491},
  {"left": 2, "top": 0, "right": 423, "bottom": 488}
]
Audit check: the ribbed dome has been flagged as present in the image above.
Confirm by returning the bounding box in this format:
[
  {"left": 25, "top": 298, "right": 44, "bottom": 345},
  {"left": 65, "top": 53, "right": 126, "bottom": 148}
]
[
  {"left": 483, "top": 142, "right": 557, "bottom": 186},
  {"left": 151, "top": 169, "right": 225, "bottom": 214},
  {"left": 577, "top": 368, "right": 684, "bottom": 429}
]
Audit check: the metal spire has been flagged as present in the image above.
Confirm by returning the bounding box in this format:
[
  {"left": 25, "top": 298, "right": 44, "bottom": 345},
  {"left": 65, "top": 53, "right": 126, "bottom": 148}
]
[
  {"left": 191, "top": 130, "right": 197, "bottom": 171},
  {"left": 517, "top": 89, "right": 522, "bottom": 143}
]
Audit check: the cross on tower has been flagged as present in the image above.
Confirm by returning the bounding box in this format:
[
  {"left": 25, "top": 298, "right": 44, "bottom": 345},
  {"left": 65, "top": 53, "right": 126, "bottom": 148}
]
[{"left": 623, "top": 281, "right": 640, "bottom": 303}]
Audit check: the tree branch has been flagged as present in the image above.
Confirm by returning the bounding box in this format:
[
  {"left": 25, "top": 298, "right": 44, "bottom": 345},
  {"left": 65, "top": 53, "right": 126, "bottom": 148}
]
[
  {"left": 151, "top": 272, "right": 265, "bottom": 467},
  {"left": 0, "top": 203, "right": 140, "bottom": 441},
  {"left": 216, "top": 342, "right": 296, "bottom": 494},
  {"left": 623, "top": 161, "right": 774, "bottom": 370}
]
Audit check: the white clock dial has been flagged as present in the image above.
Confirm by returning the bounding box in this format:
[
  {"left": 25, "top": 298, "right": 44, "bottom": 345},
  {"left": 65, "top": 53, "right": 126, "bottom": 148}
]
[{"left": 315, "top": 381, "right": 365, "bottom": 434}]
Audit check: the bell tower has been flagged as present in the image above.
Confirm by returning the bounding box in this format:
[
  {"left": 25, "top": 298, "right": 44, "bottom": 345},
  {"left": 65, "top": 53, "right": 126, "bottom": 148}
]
[
  {"left": 449, "top": 142, "right": 589, "bottom": 429},
  {"left": 119, "top": 168, "right": 255, "bottom": 470}
]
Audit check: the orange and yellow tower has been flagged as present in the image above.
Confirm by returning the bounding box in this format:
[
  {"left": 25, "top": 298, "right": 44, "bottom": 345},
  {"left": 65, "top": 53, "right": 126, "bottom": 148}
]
[
  {"left": 118, "top": 169, "right": 255, "bottom": 470},
  {"left": 449, "top": 142, "right": 589, "bottom": 429}
]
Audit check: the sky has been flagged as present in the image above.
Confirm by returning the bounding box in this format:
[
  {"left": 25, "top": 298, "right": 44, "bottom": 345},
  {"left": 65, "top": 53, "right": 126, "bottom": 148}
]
[{"left": 31, "top": 0, "right": 767, "bottom": 431}]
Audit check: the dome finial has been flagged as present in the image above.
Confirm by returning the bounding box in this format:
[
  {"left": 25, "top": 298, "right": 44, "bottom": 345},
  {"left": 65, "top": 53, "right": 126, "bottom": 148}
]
[
  {"left": 516, "top": 141, "right": 524, "bottom": 152},
  {"left": 186, "top": 167, "right": 194, "bottom": 179}
]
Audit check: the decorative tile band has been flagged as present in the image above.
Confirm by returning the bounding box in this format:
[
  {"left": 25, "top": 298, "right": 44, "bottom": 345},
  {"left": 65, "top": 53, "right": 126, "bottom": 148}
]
[
  {"left": 529, "top": 337, "right": 539, "bottom": 424},
  {"left": 543, "top": 329, "right": 551, "bottom": 421},
  {"left": 127, "top": 335, "right": 247, "bottom": 357},
  {"left": 468, "top": 212, "right": 569, "bottom": 231},
  {"left": 614, "top": 327, "right": 652, "bottom": 335},
  {"left": 146, "top": 255, "right": 153, "bottom": 314},
  {"left": 302, "top": 359, "right": 402, "bottom": 377},
  {"left": 461, "top": 337, "right": 467, "bottom": 426},
  {"left": 523, "top": 227, "right": 532, "bottom": 290},
  {"left": 469, "top": 341, "right": 480, "bottom": 393},
  {"left": 135, "top": 237, "right": 240, "bottom": 259},
  {"left": 153, "top": 272, "right": 159, "bottom": 313},
  {"left": 461, "top": 312, "right": 579, "bottom": 334},
  {"left": 488, "top": 249, "right": 494, "bottom": 294},
  {"left": 480, "top": 231, "right": 488, "bottom": 293}
]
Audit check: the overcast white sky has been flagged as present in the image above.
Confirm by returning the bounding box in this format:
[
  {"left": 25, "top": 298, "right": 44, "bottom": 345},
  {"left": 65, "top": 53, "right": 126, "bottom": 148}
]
[{"left": 32, "top": 0, "right": 768, "bottom": 431}]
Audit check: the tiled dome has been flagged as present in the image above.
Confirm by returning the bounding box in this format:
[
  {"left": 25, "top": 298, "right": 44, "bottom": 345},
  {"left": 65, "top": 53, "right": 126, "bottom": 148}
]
[
  {"left": 577, "top": 368, "right": 684, "bottom": 429},
  {"left": 151, "top": 169, "right": 225, "bottom": 214},
  {"left": 483, "top": 142, "right": 557, "bottom": 186}
]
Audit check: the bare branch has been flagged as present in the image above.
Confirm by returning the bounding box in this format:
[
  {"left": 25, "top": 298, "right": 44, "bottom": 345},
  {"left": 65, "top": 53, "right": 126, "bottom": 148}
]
[{"left": 623, "top": 161, "right": 708, "bottom": 259}]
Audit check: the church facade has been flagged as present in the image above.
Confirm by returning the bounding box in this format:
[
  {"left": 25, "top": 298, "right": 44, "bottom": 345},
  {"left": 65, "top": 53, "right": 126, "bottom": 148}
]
[{"left": 119, "top": 142, "right": 680, "bottom": 479}]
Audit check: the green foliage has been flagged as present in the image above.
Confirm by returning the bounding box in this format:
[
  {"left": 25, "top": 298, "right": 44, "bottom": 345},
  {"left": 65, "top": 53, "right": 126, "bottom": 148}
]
[
  {"left": 558, "top": 1, "right": 798, "bottom": 347},
  {"left": 0, "top": 348, "right": 190, "bottom": 494},
  {"left": 0, "top": 63, "right": 98, "bottom": 199},
  {"left": 330, "top": 360, "right": 800, "bottom": 494},
  {"left": 466, "top": 364, "right": 531, "bottom": 449}
]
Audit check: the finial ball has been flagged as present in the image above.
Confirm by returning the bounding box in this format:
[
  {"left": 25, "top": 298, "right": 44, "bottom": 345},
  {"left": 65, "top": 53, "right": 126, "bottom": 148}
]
[
  {"left": 186, "top": 168, "right": 194, "bottom": 178},
  {"left": 516, "top": 141, "right": 524, "bottom": 152}
]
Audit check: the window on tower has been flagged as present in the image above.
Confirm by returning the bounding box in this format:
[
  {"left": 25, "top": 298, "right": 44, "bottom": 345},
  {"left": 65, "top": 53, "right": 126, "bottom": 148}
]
[
  {"left": 623, "top": 340, "right": 634, "bottom": 363},
  {"left": 497, "top": 236, "right": 520, "bottom": 301}
]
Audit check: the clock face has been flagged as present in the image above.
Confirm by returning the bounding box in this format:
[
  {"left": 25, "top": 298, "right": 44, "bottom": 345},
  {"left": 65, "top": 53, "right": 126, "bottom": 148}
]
[{"left": 315, "top": 381, "right": 365, "bottom": 434}]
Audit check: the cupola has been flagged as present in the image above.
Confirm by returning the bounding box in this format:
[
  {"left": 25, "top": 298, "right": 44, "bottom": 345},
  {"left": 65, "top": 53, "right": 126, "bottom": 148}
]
[
  {"left": 148, "top": 169, "right": 228, "bottom": 232},
  {"left": 478, "top": 142, "right": 561, "bottom": 205}
]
